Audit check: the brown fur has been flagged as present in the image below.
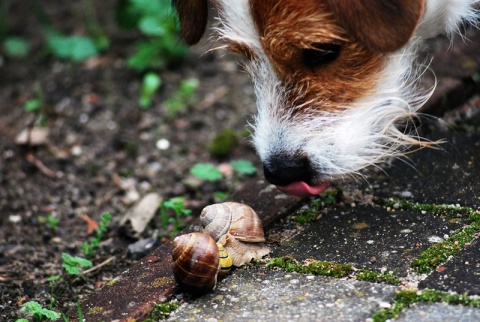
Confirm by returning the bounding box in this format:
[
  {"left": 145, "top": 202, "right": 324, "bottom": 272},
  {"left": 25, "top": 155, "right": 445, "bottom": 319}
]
[{"left": 249, "top": 0, "right": 387, "bottom": 112}]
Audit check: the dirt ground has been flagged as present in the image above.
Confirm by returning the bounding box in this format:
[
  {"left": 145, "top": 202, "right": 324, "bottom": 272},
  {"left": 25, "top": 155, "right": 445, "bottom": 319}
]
[{"left": 0, "top": 1, "right": 260, "bottom": 320}]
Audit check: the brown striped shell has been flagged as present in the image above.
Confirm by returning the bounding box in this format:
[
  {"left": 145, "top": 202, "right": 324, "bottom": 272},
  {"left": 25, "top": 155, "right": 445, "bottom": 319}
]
[
  {"left": 200, "top": 202, "right": 265, "bottom": 243},
  {"left": 172, "top": 232, "right": 220, "bottom": 294}
]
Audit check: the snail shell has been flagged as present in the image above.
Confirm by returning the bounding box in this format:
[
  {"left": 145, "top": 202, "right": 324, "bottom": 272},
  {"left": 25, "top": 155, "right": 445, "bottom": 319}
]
[
  {"left": 200, "top": 202, "right": 265, "bottom": 243},
  {"left": 200, "top": 202, "right": 270, "bottom": 267},
  {"left": 172, "top": 232, "right": 220, "bottom": 294}
]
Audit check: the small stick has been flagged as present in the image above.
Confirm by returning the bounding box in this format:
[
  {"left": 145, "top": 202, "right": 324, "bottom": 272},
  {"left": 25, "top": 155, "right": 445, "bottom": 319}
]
[{"left": 82, "top": 256, "right": 116, "bottom": 275}]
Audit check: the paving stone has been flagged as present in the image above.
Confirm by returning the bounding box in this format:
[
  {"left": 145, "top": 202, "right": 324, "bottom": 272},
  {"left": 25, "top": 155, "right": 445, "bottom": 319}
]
[
  {"left": 419, "top": 239, "right": 480, "bottom": 295},
  {"left": 373, "top": 131, "right": 480, "bottom": 207},
  {"left": 168, "top": 267, "right": 397, "bottom": 322},
  {"left": 394, "top": 303, "right": 480, "bottom": 322},
  {"left": 270, "top": 205, "right": 466, "bottom": 276},
  {"left": 77, "top": 179, "right": 301, "bottom": 321}
]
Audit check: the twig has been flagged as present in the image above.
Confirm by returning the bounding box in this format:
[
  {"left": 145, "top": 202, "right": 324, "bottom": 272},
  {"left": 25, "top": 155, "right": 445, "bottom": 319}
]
[
  {"left": 197, "top": 86, "right": 228, "bottom": 111},
  {"left": 82, "top": 256, "right": 116, "bottom": 275},
  {"left": 26, "top": 151, "right": 62, "bottom": 178}
]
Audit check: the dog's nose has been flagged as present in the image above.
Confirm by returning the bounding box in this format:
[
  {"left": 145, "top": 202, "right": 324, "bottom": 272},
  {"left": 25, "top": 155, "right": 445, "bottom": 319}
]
[{"left": 263, "top": 155, "right": 314, "bottom": 186}]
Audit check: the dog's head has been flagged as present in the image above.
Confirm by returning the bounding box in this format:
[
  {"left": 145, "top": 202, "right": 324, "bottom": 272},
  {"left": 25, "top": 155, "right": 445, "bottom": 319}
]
[{"left": 173, "top": 0, "right": 430, "bottom": 197}]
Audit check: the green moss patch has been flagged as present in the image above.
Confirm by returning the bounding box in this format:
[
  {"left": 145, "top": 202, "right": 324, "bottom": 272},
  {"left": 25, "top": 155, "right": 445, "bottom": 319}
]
[
  {"left": 411, "top": 221, "right": 480, "bottom": 273},
  {"left": 267, "top": 257, "right": 354, "bottom": 278},
  {"left": 372, "top": 289, "right": 480, "bottom": 322},
  {"left": 144, "top": 300, "right": 179, "bottom": 321},
  {"left": 292, "top": 189, "right": 340, "bottom": 224},
  {"left": 378, "top": 199, "right": 475, "bottom": 218},
  {"left": 208, "top": 129, "right": 238, "bottom": 157},
  {"left": 356, "top": 269, "right": 400, "bottom": 285}
]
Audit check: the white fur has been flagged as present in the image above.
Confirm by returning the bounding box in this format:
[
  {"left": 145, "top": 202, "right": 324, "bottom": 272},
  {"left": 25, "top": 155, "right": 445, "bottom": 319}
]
[{"left": 214, "top": 0, "right": 479, "bottom": 182}]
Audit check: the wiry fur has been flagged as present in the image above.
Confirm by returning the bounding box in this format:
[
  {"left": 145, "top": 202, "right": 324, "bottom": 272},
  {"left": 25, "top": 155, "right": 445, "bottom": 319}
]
[
  {"left": 209, "top": 0, "right": 479, "bottom": 185},
  {"left": 170, "top": 0, "right": 479, "bottom": 193}
]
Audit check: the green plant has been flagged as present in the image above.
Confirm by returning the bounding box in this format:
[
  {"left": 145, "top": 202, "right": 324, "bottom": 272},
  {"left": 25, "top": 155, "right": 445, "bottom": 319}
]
[
  {"left": 164, "top": 78, "right": 199, "bottom": 118},
  {"left": 231, "top": 159, "right": 256, "bottom": 176},
  {"left": 38, "top": 215, "right": 59, "bottom": 230},
  {"left": 117, "top": 0, "right": 187, "bottom": 71},
  {"left": 190, "top": 163, "right": 223, "bottom": 182},
  {"left": 208, "top": 129, "right": 239, "bottom": 157},
  {"left": 61, "top": 253, "right": 93, "bottom": 276},
  {"left": 139, "top": 72, "right": 162, "bottom": 109},
  {"left": 159, "top": 197, "right": 191, "bottom": 235},
  {"left": 81, "top": 212, "right": 112, "bottom": 258},
  {"left": 16, "top": 301, "right": 61, "bottom": 321},
  {"left": 45, "top": 29, "right": 98, "bottom": 62},
  {"left": 3, "top": 36, "right": 29, "bottom": 58}
]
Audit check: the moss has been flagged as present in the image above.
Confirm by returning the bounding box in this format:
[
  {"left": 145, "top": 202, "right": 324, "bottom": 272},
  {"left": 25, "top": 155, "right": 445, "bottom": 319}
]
[
  {"left": 411, "top": 221, "right": 480, "bottom": 273},
  {"left": 372, "top": 289, "right": 480, "bottom": 322},
  {"left": 267, "top": 257, "right": 353, "bottom": 278},
  {"left": 356, "top": 269, "right": 400, "bottom": 285},
  {"left": 151, "top": 277, "right": 173, "bottom": 288},
  {"left": 292, "top": 189, "right": 340, "bottom": 224},
  {"left": 87, "top": 306, "right": 104, "bottom": 315},
  {"left": 144, "top": 300, "right": 179, "bottom": 321},
  {"left": 377, "top": 199, "right": 475, "bottom": 218},
  {"left": 376, "top": 199, "right": 480, "bottom": 273},
  {"left": 207, "top": 129, "right": 238, "bottom": 157}
]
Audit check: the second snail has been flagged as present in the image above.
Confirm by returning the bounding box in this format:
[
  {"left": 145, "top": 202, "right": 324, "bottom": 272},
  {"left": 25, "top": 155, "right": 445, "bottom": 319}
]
[{"left": 172, "top": 202, "right": 270, "bottom": 294}]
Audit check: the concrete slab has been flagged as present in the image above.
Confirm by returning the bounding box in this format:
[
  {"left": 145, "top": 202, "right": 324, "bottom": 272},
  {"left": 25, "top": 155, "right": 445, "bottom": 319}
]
[
  {"left": 270, "top": 205, "right": 467, "bottom": 276},
  {"left": 419, "top": 239, "right": 480, "bottom": 295},
  {"left": 372, "top": 132, "right": 480, "bottom": 207},
  {"left": 167, "top": 267, "right": 397, "bottom": 322},
  {"left": 394, "top": 303, "right": 480, "bottom": 322}
]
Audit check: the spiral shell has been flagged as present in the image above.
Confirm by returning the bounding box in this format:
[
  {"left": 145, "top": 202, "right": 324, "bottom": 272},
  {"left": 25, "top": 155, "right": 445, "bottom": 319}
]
[
  {"left": 172, "top": 232, "right": 220, "bottom": 294},
  {"left": 200, "top": 202, "right": 270, "bottom": 267},
  {"left": 200, "top": 202, "right": 265, "bottom": 243}
]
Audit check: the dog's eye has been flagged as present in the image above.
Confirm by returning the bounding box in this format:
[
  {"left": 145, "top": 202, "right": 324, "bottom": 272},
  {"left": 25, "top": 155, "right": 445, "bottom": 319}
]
[{"left": 302, "top": 43, "right": 341, "bottom": 69}]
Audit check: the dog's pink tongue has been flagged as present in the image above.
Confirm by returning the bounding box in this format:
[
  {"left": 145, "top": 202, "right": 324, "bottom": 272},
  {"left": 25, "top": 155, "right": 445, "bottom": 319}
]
[{"left": 276, "top": 182, "right": 330, "bottom": 198}]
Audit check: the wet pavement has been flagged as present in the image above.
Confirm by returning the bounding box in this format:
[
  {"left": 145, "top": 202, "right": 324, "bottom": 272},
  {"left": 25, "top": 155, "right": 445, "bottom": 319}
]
[{"left": 77, "top": 29, "right": 480, "bottom": 322}]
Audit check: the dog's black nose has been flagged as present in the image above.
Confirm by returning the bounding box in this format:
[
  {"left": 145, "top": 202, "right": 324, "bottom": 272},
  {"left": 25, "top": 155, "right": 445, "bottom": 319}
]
[{"left": 263, "top": 155, "right": 314, "bottom": 186}]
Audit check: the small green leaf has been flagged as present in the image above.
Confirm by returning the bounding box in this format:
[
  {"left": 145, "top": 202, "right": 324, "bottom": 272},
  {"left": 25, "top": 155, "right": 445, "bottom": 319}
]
[
  {"left": 68, "top": 36, "right": 98, "bottom": 62},
  {"left": 39, "top": 308, "right": 61, "bottom": 320},
  {"left": 62, "top": 263, "right": 80, "bottom": 275},
  {"left": 190, "top": 163, "right": 223, "bottom": 182},
  {"left": 231, "top": 159, "right": 256, "bottom": 175},
  {"left": 21, "top": 301, "right": 42, "bottom": 314},
  {"left": 139, "top": 72, "right": 162, "bottom": 108},
  {"left": 46, "top": 30, "right": 98, "bottom": 62},
  {"left": 3, "top": 37, "right": 29, "bottom": 58},
  {"left": 139, "top": 16, "right": 166, "bottom": 36},
  {"left": 24, "top": 99, "right": 43, "bottom": 112}
]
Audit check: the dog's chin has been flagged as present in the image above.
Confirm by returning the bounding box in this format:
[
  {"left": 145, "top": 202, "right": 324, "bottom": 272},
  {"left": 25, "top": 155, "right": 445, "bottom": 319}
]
[{"left": 276, "top": 181, "right": 331, "bottom": 198}]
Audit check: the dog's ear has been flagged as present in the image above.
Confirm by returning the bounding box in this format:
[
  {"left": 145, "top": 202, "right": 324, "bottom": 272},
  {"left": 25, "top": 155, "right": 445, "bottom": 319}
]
[
  {"left": 326, "top": 0, "right": 425, "bottom": 52},
  {"left": 172, "top": 0, "right": 209, "bottom": 45}
]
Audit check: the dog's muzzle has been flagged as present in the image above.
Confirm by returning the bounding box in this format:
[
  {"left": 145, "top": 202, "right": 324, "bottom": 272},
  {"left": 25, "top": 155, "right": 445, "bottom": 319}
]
[{"left": 263, "top": 155, "right": 330, "bottom": 198}]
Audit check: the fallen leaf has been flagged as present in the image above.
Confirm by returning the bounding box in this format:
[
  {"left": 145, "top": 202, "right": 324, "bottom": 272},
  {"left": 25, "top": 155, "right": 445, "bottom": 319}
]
[
  {"left": 15, "top": 127, "right": 49, "bottom": 145},
  {"left": 120, "top": 193, "right": 162, "bottom": 236},
  {"left": 80, "top": 214, "right": 99, "bottom": 234}
]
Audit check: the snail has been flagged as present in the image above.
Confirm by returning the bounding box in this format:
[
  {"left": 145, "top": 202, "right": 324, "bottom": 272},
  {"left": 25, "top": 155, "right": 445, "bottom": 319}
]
[
  {"left": 200, "top": 202, "right": 270, "bottom": 267},
  {"left": 171, "top": 232, "right": 232, "bottom": 294},
  {"left": 172, "top": 202, "right": 269, "bottom": 294}
]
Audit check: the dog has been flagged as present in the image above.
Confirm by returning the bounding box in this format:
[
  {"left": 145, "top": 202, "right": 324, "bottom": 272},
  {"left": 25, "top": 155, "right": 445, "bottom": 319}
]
[{"left": 173, "top": 0, "right": 479, "bottom": 197}]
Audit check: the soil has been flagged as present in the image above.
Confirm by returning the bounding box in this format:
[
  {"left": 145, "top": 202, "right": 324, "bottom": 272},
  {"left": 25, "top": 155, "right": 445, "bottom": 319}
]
[{"left": 0, "top": 1, "right": 260, "bottom": 320}]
